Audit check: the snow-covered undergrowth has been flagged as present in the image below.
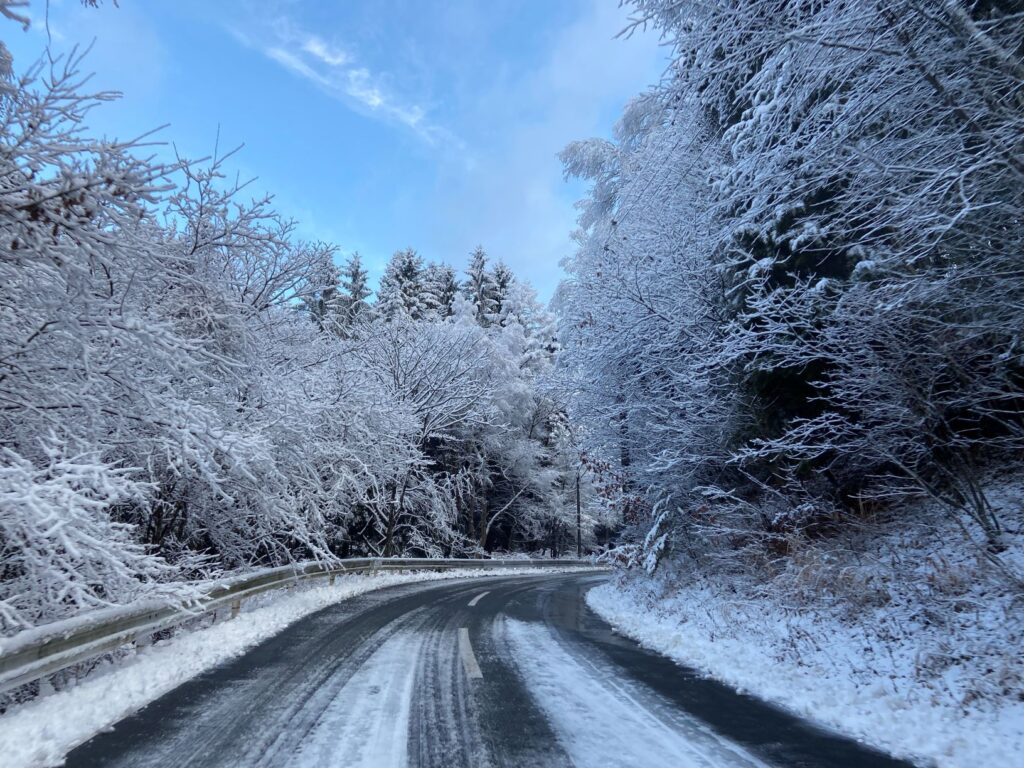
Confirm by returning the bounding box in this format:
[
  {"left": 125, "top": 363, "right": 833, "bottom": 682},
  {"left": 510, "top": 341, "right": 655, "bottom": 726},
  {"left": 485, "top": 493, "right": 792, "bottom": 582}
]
[
  {"left": 0, "top": 568, "right": 578, "bottom": 768},
  {"left": 587, "top": 485, "right": 1024, "bottom": 768}
]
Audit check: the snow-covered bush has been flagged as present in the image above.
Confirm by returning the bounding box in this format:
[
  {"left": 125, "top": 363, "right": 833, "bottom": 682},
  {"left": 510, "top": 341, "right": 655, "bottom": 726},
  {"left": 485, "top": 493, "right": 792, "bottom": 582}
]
[{"left": 0, "top": 442, "right": 173, "bottom": 631}]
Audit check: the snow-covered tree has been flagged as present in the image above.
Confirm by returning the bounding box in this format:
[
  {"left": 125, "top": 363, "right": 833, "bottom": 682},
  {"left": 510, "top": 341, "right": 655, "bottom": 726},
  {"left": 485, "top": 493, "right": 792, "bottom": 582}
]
[
  {"left": 0, "top": 442, "right": 177, "bottom": 630},
  {"left": 377, "top": 248, "right": 428, "bottom": 321},
  {"left": 339, "top": 252, "right": 372, "bottom": 326},
  {"left": 424, "top": 261, "right": 459, "bottom": 319},
  {"left": 304, "top": 250, "right": 344, "bottom": 334},
  {"left": 463, "top": 246, "right": 499, "bottom": 326},
  {"left": 557, "top": 0, "right": 1024, "bottom": 570},
  {"left": 491, "top": 260, "right": 515, "bottom": 323}
]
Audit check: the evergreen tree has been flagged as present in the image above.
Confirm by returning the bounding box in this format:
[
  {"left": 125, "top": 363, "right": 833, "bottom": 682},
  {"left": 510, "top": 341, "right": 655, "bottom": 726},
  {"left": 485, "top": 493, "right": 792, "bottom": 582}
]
[
  {"left": 340, "top": 252, "right": 372, "bottom": 326},
  {"left": 463, "top": 246, "right": 499, "bottom": 326},
  {"left": 424, "top": 262, "right": 460, "bottom": 319},
  {"left": 305, "top": 253, "right": 344, "bottom": 334},
  {"left": 492, "top": 260, "right": 515, "bottom": 325},
  {"left": 377, "top": 248, "right": 428, "bottom": 321}
]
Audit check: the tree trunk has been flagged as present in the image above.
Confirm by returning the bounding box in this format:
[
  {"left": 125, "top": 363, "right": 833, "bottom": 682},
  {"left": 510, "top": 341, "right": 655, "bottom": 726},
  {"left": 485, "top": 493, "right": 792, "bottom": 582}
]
[
  {"left": 576, "top": 471, "right": 582, "bottom": 558},
  {"left": 383, "top": 477, "right": 409, "bottom": 557},
  {"left": 478, "top": 499, "right": 489, "bottom": 551}
]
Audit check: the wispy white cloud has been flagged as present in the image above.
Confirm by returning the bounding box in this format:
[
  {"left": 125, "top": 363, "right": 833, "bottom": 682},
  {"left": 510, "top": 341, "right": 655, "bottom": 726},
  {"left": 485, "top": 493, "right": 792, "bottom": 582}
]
[
  {"left": 229, "top": 17, "right": 450, "bottom": 146},
  {"left": 264, "top": 45, "right": 327, "bottom": 86},
  {"left": 301, "top": 36, "right": 348, "bottom": 67},
  {"left": 220, "top": 0, "right": 660, "bottom": 299}
]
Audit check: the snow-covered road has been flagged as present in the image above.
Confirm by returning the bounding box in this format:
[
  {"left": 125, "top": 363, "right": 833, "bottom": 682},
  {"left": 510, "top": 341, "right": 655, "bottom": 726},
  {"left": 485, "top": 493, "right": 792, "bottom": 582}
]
[{"left": 62, "top": 573, "right": 910, "bottom": 767}]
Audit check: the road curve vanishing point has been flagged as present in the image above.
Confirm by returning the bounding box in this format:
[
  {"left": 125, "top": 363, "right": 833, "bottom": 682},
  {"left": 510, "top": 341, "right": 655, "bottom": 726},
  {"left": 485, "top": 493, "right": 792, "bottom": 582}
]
[{"left": 64, "top": 573, "right": 913, "bottom": 768}]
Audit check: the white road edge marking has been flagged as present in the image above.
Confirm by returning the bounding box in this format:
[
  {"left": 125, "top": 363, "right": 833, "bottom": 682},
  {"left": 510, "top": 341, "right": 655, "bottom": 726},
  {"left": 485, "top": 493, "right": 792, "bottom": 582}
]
[
  {"left": 468, "top": 591, "right": 490, "bottom": 607},
  {"left": 458, "top": 627, "right": 483, "bottom": 680}
]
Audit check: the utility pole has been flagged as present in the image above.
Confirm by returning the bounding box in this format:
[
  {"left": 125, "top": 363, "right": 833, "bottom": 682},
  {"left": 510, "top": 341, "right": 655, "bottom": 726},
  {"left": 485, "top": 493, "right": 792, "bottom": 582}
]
[{"left": 576, "top": 470, "right": 582, "bottom": 559}]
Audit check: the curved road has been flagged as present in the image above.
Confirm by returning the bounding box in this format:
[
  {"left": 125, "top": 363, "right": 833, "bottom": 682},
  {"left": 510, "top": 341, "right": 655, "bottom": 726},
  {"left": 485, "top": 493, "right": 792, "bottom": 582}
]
[{"left": 66, "top": 572, "right": 911, "bottom": 768}]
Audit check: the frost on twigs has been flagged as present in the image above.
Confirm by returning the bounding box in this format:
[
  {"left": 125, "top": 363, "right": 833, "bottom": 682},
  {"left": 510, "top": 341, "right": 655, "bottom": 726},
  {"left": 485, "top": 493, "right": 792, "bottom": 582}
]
[{"left": 0, "top": 439, "right": 175, "bottom": 632}]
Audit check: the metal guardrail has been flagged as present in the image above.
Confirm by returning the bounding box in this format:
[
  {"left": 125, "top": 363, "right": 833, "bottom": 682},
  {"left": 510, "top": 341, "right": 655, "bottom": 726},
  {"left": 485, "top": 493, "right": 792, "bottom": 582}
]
[{"left": 0, "top": 558, "right": 594, "bottom": 696}]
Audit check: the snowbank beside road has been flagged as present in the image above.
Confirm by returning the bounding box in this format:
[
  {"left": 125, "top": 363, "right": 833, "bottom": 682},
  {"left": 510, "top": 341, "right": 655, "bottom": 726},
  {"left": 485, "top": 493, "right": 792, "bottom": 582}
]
[
  {"left": 0, "top": 568, "right": 582, "bottom": 768},
  {"left": 587, "top": 491, "right": 1024, "bottom": 768}
]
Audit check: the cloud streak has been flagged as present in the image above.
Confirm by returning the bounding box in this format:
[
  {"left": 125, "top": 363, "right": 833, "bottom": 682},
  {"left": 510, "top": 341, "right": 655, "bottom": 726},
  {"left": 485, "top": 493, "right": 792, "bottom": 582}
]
[{"left": 230, "top": 18, "right": 450, "bottom": 146}]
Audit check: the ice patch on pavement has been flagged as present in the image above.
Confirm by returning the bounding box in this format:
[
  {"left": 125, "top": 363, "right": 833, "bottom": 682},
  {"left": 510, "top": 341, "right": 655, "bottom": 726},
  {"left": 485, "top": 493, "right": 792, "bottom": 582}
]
[{"left": 500, "top": 617, "right": 770, "bottom": 768}]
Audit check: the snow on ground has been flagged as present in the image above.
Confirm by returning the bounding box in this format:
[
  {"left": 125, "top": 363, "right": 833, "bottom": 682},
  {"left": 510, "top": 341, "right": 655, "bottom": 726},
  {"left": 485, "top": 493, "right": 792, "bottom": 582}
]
[
  {"left": 0, "top": 567, "right": 581, "bottom": 768},
  {"left": 498, "top": 617, "right": 770, "bottom": 768},
  {"left": 586, "top": 481, "right": 1024, "bottom": 768},
  {"left": 291, "top": 631, "right": 422, "bottom": 768}
]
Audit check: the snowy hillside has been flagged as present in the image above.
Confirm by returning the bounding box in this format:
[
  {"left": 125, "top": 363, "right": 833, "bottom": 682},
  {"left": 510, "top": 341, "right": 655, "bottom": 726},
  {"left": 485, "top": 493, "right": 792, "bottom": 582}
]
[{"left": 588, "top": 480, "right": 1024, "bottom": 767}]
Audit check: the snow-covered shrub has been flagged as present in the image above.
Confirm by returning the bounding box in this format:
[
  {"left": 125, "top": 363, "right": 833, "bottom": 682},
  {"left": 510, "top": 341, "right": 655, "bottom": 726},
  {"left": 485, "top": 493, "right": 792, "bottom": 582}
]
[{"left": 0, "top": 442, "right": 172, "bottom": 631}]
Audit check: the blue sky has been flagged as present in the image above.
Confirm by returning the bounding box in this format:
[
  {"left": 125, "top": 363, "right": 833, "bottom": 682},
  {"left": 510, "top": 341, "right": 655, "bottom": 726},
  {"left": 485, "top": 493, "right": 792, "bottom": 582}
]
[{"left": 4, "top": 0, "right": 666, "bottom": 299}]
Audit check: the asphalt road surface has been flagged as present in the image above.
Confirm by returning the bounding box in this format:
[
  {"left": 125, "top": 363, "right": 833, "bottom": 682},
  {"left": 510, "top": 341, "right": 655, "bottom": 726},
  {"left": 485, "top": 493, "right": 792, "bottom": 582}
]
[{"left": 65, "top": 572, "right": 913, "bottom": 768}]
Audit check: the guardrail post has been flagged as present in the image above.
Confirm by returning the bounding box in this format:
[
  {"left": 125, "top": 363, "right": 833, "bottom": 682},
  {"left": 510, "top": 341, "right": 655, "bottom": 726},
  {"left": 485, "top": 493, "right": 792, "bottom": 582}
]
[
  {"left": 328, "top": 572, "right": 336, "bottom": 586},
  {"left": 230, "top": 599, "right": 241, "bottom": 619}
]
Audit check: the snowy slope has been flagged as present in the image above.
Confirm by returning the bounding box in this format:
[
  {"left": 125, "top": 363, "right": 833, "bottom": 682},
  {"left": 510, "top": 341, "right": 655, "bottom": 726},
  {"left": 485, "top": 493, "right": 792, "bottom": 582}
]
[{"left": 587, "top": 484, "right": 1024, "bottom": 768}]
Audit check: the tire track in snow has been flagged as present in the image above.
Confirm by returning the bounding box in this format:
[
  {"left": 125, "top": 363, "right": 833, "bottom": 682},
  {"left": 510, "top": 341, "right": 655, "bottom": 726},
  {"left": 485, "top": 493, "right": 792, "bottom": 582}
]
[
  {"left": 290, "top": 631, "right": 424, "bottom": 768},
  {"left": 407, "top": 593, "right": 491, "bottom": 768}
]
